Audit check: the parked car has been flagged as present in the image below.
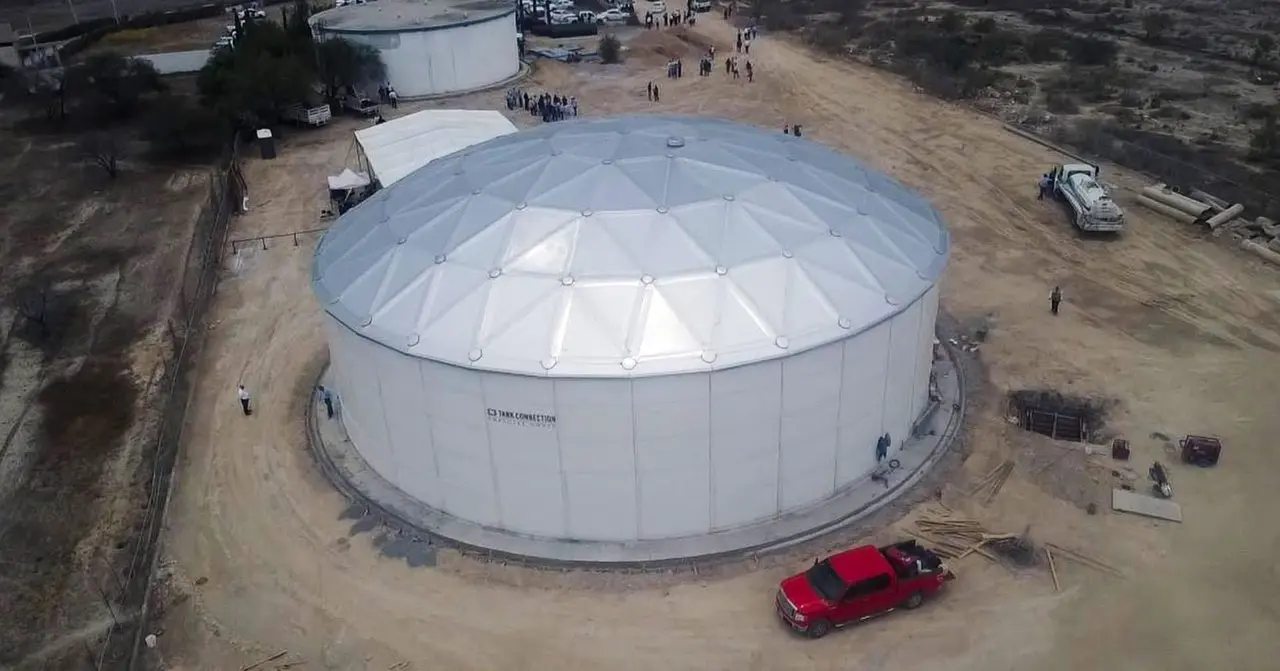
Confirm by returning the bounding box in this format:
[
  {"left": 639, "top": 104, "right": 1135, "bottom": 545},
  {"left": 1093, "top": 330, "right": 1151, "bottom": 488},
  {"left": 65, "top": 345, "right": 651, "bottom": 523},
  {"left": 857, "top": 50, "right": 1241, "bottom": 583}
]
[
  {"left": 597, "top": 7, "right": 628, "bottom": 21},
  {"left": 775, "top": 541, "right": 955, "bottom": 638},
  {"left": 650, "top": 1, "right": 666, "bottom": 12}
]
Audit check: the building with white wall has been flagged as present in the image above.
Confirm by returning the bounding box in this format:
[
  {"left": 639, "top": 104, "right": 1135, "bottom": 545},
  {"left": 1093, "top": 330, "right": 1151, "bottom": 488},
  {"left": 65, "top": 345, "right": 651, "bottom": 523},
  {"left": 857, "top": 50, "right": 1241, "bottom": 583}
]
[
  {"left": 313, "top": 116, "right": 951, "bottom": 543},
  {"left": 310, "top": 0, "right": 518, "bottom": 98}
]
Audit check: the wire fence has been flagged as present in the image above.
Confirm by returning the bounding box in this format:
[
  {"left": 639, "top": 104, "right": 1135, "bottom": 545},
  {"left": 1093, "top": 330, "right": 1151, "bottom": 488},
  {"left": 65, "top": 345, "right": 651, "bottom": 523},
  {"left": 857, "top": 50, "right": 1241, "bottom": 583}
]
[{"left": 84, "top": 139, "right": 246, "bottom": 671}]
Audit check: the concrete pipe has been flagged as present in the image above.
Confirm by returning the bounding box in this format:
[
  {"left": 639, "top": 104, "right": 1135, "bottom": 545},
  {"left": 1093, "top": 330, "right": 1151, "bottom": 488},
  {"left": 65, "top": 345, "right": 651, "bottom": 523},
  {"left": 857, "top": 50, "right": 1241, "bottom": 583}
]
[
  {"left": 1205, "top": 203, "right": 1244, "bottom": 230},
  {"left": 1141, "top": 185, "right": 1214, "bottom": 218},
  {"left": 1242, "top": 239, "right": 1280, "bottom": 267},
  {"left": 1137, "top": 195, "right": 1197, "bottom": 224}
]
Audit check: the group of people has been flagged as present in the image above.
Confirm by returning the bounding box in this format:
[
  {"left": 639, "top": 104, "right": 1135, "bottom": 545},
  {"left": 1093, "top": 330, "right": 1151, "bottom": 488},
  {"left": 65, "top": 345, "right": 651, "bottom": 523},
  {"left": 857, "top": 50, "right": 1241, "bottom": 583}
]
[
  {"left": 783, "top": 124, "right": 804, "bottom": 137},
  {"left": 666, "top": 58, "right": 685, "bottom": 78},
  {"left": 723, "top": 55, "right": 752, "bottom": 81},
  {"left": 375, "top": 83, "right": 399, "bottom": 109},
  {"left": 645, "top": 9, "right": 692, "bottom": 29},
  {"left": 736, "top": 26, "right": 757, "bottom": 54},
  {"left": 507, "top": 89, "right": 579, "bottom": 122}
]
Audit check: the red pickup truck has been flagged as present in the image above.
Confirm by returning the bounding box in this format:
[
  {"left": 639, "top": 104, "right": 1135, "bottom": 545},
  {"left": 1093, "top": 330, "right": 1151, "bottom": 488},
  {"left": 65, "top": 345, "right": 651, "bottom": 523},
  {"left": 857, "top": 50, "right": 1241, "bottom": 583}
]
[{"left": 775, "top": 541, "right": 955, "bottom": 638}]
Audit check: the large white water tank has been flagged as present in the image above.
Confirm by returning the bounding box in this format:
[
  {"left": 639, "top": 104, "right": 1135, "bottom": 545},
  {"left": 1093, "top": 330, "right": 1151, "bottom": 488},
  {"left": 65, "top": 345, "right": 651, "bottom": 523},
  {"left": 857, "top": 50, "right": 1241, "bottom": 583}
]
[{"left": 313, "top": 116, "right": 950, "bottom": 542}]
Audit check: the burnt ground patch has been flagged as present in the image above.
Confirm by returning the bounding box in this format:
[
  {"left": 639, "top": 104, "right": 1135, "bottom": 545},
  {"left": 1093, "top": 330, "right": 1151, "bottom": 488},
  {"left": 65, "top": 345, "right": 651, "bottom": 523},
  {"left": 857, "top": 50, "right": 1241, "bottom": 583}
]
[{"left": 0, "top": 360, "right": 138, "bottom": 665}]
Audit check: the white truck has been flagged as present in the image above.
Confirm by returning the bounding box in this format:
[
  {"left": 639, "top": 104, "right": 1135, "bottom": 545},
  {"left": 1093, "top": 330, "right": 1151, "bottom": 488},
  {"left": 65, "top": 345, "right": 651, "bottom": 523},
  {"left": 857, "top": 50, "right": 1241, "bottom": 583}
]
[
  {"left": 282, "top": 102, "right": 333, "bottom": 126},
  {"left": 1049, "top": 163, "right": 1124, "bottom": 233}
]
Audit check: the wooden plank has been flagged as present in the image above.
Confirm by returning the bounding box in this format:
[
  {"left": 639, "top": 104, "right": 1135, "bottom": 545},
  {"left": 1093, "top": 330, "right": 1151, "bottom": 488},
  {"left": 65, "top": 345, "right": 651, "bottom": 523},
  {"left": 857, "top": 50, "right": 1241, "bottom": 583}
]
[
  {"left": 1111, "top": 488, "right": 1183, "bottom": 522},
  {"left": 1045, "top": 547, "right": 1060, "bottom": 592}
]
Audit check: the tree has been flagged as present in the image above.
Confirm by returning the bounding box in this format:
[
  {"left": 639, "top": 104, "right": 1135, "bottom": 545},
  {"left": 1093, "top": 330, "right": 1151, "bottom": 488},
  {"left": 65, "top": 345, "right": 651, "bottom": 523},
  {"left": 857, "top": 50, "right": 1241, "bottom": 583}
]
[
  {"left": 70, "top": 52, "right": 166, "bottom": 121},
  {"left": 315, "top": 37, "right": 387, "bottom": 100},
  {"left": 1141, "top": 12, "right": 1174, "bottom": 44},
  {"left": 598, "top": 34, "right": 622, "bottom": 64},
  {"left": 143, "top": 94, "right": 230, "bottom": 158},
  {"left": 82, "top": 133, "right": 122, "bottom": 179},
  {"left": 197, "top": 20, "right": 316, "bottom": 127},
  {"left": 1252, "top": 35, "right": 1276, "bottom": 66},
  {"left": 1, "top": 63, "right": 72, "bottom": 121},
  {"left": 16, "top": 282, "right": 53, "bottom": 340}
]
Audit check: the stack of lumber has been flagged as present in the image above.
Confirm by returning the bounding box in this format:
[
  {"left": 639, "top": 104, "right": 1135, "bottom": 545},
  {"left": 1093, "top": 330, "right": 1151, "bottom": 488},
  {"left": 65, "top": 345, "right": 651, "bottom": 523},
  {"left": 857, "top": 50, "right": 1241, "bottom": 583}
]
[
  {"left": 909, "top": 515, "right": 1016, "bottom": 561},
  {"left": 969, "top": 460, "right": 1015, "bottom": 505}
]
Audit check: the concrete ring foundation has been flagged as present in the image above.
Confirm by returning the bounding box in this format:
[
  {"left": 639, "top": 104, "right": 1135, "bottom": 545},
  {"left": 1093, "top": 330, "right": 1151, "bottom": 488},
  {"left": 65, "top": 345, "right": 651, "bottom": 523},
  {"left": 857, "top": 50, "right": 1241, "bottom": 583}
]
[{"left": 304, "top": 333, "right": 969, "bottom": 569}]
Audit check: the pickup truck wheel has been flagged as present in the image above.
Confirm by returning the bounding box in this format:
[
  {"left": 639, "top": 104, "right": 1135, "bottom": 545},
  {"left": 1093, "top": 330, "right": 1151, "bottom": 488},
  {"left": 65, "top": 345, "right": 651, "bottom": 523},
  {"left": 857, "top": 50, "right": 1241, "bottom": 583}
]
[
  {"left": 903, "top": 591, "right": 924, "bottom": 610},
  {"left": 806, "top": 619, "right": 832, "bottom": 639}
]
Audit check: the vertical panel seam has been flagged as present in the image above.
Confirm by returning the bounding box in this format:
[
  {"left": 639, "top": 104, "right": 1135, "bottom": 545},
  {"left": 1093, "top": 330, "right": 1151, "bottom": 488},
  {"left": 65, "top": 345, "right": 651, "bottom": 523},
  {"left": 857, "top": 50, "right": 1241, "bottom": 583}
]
[
  {"left": 880, "top": 318, "right": 894, "bottom": 442},
  {"left": 552, "top": 379, "right": 570, "bottom": 538},
  {"left": 834, "top": 340, "right": 847, "bottom": 495},
  {"left": 417, "top": 361, "right": 443, "bottom": 484},
  {"left": 631, "top": 378, "right": 643, "bottom": 538},
  {"left": 479, "top": 373, "right": 505, "bottom": 528},
  {"left": 775, "top": 361, "right": 785, "bottom": 515},
  {"left": 706, "top": 372, "right": 715, "bottom": 531}
]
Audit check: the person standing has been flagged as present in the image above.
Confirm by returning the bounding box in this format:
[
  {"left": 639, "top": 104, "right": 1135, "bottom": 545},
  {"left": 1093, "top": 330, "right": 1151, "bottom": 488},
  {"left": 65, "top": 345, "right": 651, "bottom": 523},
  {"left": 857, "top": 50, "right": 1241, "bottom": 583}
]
[
  {"left": 237, "top": 384, "right": 252, "bottom": 416},
  {"left": 652, "top": 84, "right": 659, "bottom": 102},
  {"left": 1038, "top": 173, "right": 1053, "bottom": 201},
  {"left": 318, "top": 385, "right": 335, "bottom": 419},
  {"left": 388, "top": 86, "right": 398, "bottom": 109},
  {"left": 647, "top": 81, "right": 654, "bottom": 100},
  {"left": 1050, "top": 286, "right": 1063, "bottom": 315}
]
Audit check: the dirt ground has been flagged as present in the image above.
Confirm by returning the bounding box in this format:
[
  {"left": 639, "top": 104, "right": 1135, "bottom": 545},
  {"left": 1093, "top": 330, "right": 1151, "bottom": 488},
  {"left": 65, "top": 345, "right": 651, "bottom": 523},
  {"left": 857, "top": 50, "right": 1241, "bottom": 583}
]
[
  {"left": 0, "top": 118, "right": 211, "bottom": 668},
  {"left": 147, "top": 11, "right": 1280, "bottom": 671},
  {"left": 81, "top": 16, "right": 230, "bottom": 56}
]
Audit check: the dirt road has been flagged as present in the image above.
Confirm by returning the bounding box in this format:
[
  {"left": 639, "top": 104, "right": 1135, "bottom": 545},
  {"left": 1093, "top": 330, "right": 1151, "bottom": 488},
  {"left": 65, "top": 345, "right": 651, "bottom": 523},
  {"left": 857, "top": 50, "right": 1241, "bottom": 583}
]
[{"left": 152, "top": 13, "right": 1280, "bottom": 671}]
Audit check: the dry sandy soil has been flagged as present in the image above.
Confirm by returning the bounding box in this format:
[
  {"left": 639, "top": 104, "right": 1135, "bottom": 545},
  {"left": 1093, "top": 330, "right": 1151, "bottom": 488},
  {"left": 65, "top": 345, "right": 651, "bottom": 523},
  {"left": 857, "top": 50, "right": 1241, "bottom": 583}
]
[
  {"left": 145, "top": 10, "right": 1280, "bottom": 671},
  {"left": 80, "top": 16, "right": 231, "bottom": 56},
  {"left": 0, "top": 119, "right": 211, "bottom": 668}
]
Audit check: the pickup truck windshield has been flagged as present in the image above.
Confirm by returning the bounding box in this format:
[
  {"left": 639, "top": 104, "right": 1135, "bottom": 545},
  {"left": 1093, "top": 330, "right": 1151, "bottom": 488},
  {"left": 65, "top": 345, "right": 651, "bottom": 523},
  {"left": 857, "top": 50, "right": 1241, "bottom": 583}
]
[{"left": 805, "top": 560, "right": 847, "bottom": 601}]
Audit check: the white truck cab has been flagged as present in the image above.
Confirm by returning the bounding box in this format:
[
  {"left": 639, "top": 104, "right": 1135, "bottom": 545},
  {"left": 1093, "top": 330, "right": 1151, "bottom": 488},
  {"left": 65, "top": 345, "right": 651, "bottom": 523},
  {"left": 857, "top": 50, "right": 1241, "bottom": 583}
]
[{"left": 1050, "top": 163, "right": 1124, "bottom": 233}]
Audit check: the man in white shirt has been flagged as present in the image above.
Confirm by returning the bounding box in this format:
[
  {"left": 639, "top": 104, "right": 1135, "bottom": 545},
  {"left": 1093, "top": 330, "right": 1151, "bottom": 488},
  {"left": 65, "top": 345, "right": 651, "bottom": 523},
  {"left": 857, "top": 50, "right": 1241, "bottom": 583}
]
[{"left": 238, "top": 384, "right": 252, "bottom": 416}]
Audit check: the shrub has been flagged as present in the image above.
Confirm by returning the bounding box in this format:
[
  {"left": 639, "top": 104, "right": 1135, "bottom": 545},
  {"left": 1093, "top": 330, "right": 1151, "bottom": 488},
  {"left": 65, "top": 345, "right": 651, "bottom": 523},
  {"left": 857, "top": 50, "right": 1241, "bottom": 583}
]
[
  {"left": 1066, "top": 36, "right": 1118, "bottom": 66},
  {"left": 598, "top": 34, "right": 622, "bottom": 64},
  {"left": 143, "top": 95, "right": 230, "bottom": 158},
  {"left": 1119, "top": 91, "right": 1142, "bottom": 107},
  {"left": 1026, "top": 29, "right": 1068, "bottom": 62},
  {"left": 1046, "top": 92, "right": 1080, "bottom": 114}
]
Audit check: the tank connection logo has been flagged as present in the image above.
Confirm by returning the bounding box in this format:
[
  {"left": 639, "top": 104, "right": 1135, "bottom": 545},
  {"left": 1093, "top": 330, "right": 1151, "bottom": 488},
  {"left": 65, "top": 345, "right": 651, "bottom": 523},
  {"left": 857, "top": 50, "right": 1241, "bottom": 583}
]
[{"left": 486, "top": 408, "right": 557, "bottom": 429}]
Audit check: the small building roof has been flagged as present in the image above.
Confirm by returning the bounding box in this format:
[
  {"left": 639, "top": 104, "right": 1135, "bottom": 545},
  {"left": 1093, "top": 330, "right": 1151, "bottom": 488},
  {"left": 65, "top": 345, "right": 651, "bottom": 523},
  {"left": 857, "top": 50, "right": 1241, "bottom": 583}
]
[
  {"left": 353, "top": 109, "right": 518, "bottom": 188},
  {"left": 310, "top": 0, "right": 513, "bottom": 33}
]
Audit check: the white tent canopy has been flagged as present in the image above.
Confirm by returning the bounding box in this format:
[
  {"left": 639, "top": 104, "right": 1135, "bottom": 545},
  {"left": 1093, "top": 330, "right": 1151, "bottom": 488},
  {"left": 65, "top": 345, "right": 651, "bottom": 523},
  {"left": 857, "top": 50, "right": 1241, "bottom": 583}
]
[
  {"left": 328, "top": 168, "right": 371, "bottom": 190},
  {"left": 327, "top": 167, "right": 373, "bottom": 190},
  {"left": 353, "top": 109, "right": 518, "bottom": 188}
]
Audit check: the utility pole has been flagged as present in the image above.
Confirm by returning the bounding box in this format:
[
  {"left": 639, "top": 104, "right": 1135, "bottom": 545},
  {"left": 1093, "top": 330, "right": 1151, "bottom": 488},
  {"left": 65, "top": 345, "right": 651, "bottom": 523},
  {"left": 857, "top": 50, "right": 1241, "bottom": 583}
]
[
  {"left": 110, "top": 0, "right": 120, "bottom": 24},
  {"left": 66, "top": 0, "right": 79, "bottom": 24}
]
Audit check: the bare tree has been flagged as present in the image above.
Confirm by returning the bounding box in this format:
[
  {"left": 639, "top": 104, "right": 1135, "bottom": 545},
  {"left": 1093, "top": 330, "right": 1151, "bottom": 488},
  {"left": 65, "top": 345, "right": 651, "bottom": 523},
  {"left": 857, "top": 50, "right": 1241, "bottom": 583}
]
[{"left": 82, "top": 134, "right": 122, "bottom": 179}]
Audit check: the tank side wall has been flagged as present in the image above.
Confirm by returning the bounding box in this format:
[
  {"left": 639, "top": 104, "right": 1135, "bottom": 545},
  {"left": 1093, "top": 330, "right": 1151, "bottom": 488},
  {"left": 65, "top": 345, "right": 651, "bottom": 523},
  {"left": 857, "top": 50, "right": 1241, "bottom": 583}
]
[
  {"left": 883, "top": 299, "right": 924, "bottom": 457},
  {"left": 835, "top": 320, "right": 892, "bottom": 486},
  {"left": 709, "top": 360, "right": 782, "bottom": 530},
  {"left": 330, "top": 317, "right": 396, "bottom": 482},
  {"left": 368, "top": 336, "right": 441, "bottom": 508},
  {"left": 341, "top": 15, "right": 519, "bottom": 97},
  {"left": 778, "top": 344, "right": 842, "bottom": 510},
  {"left": 633, "top": 374, "right": 711, "bottom": 538},
  {"left": 420, "top": 358, "right": 500, "bottom": 527},
  {"left": 482, "top": 371, "right": 565, "bottom": 537},
  {"left": 911, "top": 284, "right": 941, "bottom": 421},
  {"left": 554, "top": 378, "right": 638, "bottom": 541}
]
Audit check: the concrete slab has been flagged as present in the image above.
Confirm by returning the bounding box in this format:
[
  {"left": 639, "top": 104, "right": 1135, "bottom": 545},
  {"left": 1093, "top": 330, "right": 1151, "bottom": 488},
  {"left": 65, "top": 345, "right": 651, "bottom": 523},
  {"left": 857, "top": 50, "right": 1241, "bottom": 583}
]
[
  {"left": 305, "top": 343, "right": 970, "bottom": 568},
  {"left": 1112, "top": 488, "right": 1183, "bottom": 522}
]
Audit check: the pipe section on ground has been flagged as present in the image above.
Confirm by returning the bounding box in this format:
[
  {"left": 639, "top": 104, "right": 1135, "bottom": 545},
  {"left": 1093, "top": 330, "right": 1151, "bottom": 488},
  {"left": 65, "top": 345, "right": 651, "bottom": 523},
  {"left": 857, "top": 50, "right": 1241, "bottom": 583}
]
[
  {"left": 1205, "top": 203, "right": 1244, "bottom": 230},
  {"left": 1242, "top": 239, "right": 1280, "bottom": 267},
  {"left": 1141, "top": 185, "right": 1213, "bottom": 218},
  {"left": 1137, "top": 195, "right": 1197, "bottom": 224}
]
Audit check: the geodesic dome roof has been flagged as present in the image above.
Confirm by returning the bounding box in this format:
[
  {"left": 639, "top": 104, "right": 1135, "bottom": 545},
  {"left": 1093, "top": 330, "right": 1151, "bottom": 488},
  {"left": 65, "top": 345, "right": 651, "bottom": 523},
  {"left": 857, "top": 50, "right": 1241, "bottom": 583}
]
[{"left": 313, "top": 116, "right": 950, "bottom": 377}]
